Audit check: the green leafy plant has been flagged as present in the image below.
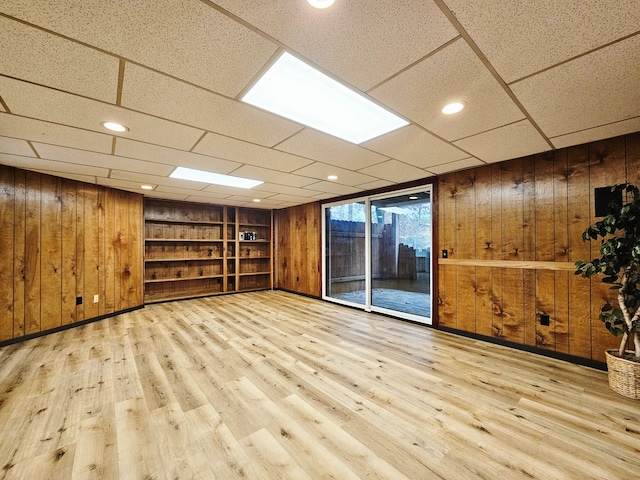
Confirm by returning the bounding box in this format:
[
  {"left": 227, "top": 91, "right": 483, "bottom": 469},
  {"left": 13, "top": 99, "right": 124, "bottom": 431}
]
[{"left": 575, "top": 183, "right": 640, "bottom": 360}]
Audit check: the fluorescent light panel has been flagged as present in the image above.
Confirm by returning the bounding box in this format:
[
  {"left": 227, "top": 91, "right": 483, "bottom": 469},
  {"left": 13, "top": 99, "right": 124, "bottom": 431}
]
[
  {"left": 170, "top": 167, "right": 263, "bottom": 189},
  {"left": 242, "top": 52, "right": 408, "bottom": 144}
]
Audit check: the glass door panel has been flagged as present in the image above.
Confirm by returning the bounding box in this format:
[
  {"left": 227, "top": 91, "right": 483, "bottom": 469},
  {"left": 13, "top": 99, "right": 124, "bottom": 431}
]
[
  {"left": 370, "top": 190, "right": 431, "bottom": 322},
  {"left": 324, "top": 201, "right": 367, "bottom": 306}
]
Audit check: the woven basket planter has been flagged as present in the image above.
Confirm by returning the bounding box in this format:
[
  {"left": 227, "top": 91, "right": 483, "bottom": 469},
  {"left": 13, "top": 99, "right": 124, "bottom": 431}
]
[{"left": 605, "top": 350, "right": 640, "bottom": 400}]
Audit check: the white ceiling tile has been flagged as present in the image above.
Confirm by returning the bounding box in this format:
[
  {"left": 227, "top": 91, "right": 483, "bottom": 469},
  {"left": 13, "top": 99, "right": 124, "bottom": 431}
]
[
  {"left": 363, "top": 125, "right": 470, "bottom": 168},
  {"left": 185, "top": 196, "right": 246, "bottom": 206},
  {"left": 0, "top": 113, "right": 113, "bottom": 153},
  {"left": 253, "top": 183, "right": 323, "bottom": 197},
  {"left": 0, "top": 152, "right": 109, "bottom": 177},
  {"left": 32, "top": 143, "right": 175, "bottom": 176},
  {"left": 355, "top": 179, "right": 395, "bottom": 190},
  {"left": 311, "top": 191, "right": 342, "bottom": 200},
  {"left": 265, "top": 193, "right": 326, "bottom": 204},
  {"left": 226, "top": 165, "right": 317, "bottom": 188},
  {"left": 215, "top": 0, "right": 458, "bottom": 90},
  {"left": 428, "top": 158, "right": 484, "bottom": 175},
  {"left": 152, "top": 186, "right": 229, "bottom": 203},
  {"left": 97, "top": 177, "right": 153, "bottom": 194},
  {"left": 31, "top": 170, "right": 97, "bottom": 184},
  {"left": 0, "top": 77, "right": 205, "bottom": 150},
  {"left": 145, "top": 191, "right": 190, "bottom": 202},
  {"left": 2, "top": 0, "right": 278, "bottom": 97},
  {"left": 121, "top": 63, "right": 301, "bottom": 147},
  {"left": 453, "top": 120, "right": 550, "bottom": 163},
  {"left": 109, "top": 170, "right": 209, "bottom": 190},
  {"left": 551, "top": 117, "right": 640, "bottom": 149},
  {"left": 1, "top": 16, "right": 118, "bottom": 102},
  {"left": 445, "top": 0, "right": 640, "bottom": 82},
  {"left": 246, "top": 201, "right": 289, "bottom": 209},
  {"left": 225, "top": 195, "right": 274, "bottom": 204},
  {"left": 292, "top": 163, "right": 377, "bottom": 186},
  {"left": 193, "top": 132, "right": 314, "bottom": 172},
  {"left": 304, "top": 181, "right": 361, "bottom": 196},
  {"left": 371, "top": 39, "right": 525, "bottom": 141},
  {"left": 0, "top": 136, "right": 36, "bottom": 157},
  {"left": 357, "top": 159, "right": 430, "bottom": 183},
  {"left": 276, "top": 129, "right": 388, "bottom": 170},
  {"left": 199, "top": 183, "right": 271, "bottom": 197},
  {"left": 511, "top": 35, "right": 640, "bottom": 139},
  {"left": 114, "top": 138, "right": 241, "bottom": 174}
]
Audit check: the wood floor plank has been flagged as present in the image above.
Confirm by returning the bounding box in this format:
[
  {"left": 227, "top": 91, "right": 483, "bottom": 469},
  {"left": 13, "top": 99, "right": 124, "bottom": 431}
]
[{"left": 0, "top": 290, "right": 638, "bottom": 479}]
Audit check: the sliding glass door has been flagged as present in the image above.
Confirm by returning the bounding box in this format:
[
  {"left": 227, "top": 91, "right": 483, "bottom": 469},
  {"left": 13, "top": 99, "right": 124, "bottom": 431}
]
[
  {"left": 324, "top": 201, "right": 367, "bottom": 307},
  {"left": 323, "top": 186, "right": 432, "bottom": 324}
]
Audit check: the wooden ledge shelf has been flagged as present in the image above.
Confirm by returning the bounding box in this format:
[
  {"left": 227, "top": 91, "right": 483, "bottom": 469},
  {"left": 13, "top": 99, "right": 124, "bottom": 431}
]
[{"left": 438, "top": 258, "right": 576, "bottom": 271}]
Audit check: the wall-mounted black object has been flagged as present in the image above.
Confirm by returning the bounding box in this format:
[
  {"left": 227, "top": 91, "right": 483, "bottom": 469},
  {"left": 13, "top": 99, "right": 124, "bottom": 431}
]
[
  {"left": 442, "top": 249, "right": 448, "bottom": 258},
  {"left": 76, "top": 296, "right": 82, "bottom": 305},
  {"left": 540, "top": 313, "right": 550, "bottom": 326},
  {"left": 594, "top": 186, "right": 622, "bottom": 217}
]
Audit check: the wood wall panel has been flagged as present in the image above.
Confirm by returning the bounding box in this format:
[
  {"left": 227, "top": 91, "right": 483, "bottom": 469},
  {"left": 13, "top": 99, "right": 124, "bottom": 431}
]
[
  {"left": 474, "top": 166, "right": 493, "bottom": 337},
  {"left": 61, "top": 179, "right": 77, "bottom": 325},
  {"left": 0, "top": 166, "right": 14, "bottom": 341},
  {"left": 0, "top": 165, "right": 143, "bottom": 343},
  {"left": 13, "top": 169, "right": 26, "bottom": 338},
  {"left": 25, "top": 171, "right": 42, "bottom": 335},
  {"left": 274, "top": 202, "right": 322, "bottom": 297},
  {"left": 436, "top": 131, "right": 639, "bottom": 362},
  {"left": 40, "top": 175, "right": 62, "bottom": 331}
]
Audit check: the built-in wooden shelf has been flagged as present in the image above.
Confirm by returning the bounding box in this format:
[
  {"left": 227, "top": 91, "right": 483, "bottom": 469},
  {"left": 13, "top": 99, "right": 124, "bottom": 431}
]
[
  {"left": 144, "top": 199, "right": 272, "bottom": 303},
  {"left": 146, "top": 218, "right": 224, "bottom": 225},
  {"left": 145, "top": 238, "right": 224, "bottom": 242},
  {"left": 145, "top": 274, "right": 224, "bottom": 284},
  {"left": 145, "top": 258, "right": 223, "bottom": 262}
]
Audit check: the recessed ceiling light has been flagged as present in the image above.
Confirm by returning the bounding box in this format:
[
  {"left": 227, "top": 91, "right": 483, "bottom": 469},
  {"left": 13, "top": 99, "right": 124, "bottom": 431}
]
[
  {"left": 327, "top": 175, "right": 338, "bottom": 180},
  {"left": 307, "top": 0, "right": 335, "bottom": 8},
  {"left": 242, "top": 52, "right": 408, "bottom": 144},
  {"left": 140, "top": 185, "right": 154, "bottom": 190},
  {"left": 253, "top": 199, "right": 261, "bottom": 203},
  {"left": 442, "top": 102, "right": 465, "bottom": 115},
  {"left": 408, "top": 196, "right": 418, "bottom": 200},
  {"left": 101, "top": 121, "right": 129, "bottom": 132},
  {"left": 170, "top": 167, "right": 263, "bottom": 189}
]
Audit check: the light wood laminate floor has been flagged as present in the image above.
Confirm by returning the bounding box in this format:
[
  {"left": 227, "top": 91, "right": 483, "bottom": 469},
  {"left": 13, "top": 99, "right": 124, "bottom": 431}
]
[{"left": 1, "top": 290, "right": 639, "bottom": 479}]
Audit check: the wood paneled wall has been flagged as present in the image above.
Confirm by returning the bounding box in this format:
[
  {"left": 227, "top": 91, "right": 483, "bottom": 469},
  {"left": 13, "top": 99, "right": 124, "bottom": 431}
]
[
  {"left": 0, "top": 165, "right": 143, "bottom": 342},
  {"left": 437, "top": 132, "right": 640, "bottom": 362},
  {"left": 274, "top": 202, "right": 322, "bottom": 297}
]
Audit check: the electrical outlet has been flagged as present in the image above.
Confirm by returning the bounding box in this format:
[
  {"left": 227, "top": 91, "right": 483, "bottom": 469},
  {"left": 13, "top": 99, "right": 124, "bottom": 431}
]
[
  {"left": 76, "top": 296, "right": 82, "bottom": 305},
  {"left": 442, "top": 249, "right": 448, "bottom": 258},
  {"left": 93, "top": 294, "right": 99, "bottom": 303},
  {"left": 540, "top": 313, "right": 550, "bottom": 326}
]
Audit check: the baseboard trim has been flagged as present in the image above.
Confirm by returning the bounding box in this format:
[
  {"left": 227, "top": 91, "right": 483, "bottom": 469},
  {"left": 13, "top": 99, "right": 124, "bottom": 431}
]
[
  {"left": 0, "top": 304, "right": 144, "bottom": 348},
  {"left": 437, "top": 326, "right": 607, "bottom": 371}
]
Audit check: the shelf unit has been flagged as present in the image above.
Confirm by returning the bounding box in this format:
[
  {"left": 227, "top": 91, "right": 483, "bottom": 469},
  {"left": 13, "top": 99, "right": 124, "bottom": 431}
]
[{"left": 144, "top": 199, "right": 272, "bottom": 303}]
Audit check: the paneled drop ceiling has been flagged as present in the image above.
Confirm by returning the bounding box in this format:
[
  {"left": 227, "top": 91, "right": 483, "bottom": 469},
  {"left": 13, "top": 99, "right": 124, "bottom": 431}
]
[{"left": 1, "top": 0, "right": 639, "bottom": 209}]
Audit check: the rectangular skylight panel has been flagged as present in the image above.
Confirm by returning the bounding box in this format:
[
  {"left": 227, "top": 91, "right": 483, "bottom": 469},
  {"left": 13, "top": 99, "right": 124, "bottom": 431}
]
[
  {"left": 170, "top": 167, "right": 263, "bottom": 189},
  {"left": 242, "top": 52, "right": 409, "bottom": 144}
]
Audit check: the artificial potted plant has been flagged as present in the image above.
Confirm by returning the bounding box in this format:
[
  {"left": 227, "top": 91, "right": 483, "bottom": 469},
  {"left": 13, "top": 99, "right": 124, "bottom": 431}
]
[{"left": 575, "top": 183, "right": 640, "bottom": 399}]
